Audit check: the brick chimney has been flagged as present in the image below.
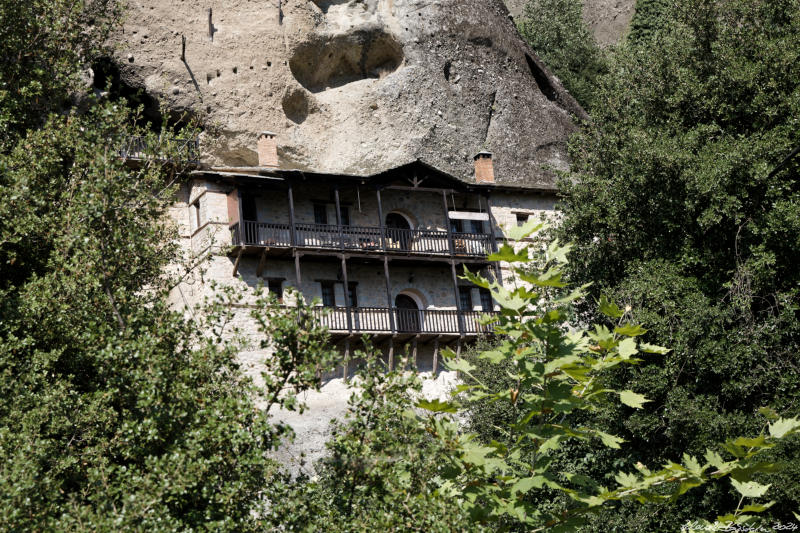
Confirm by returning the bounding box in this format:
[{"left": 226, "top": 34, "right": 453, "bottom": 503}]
[
  {"left": 257, "top": 131, "right": 278, "bottom": 168},
  {"left": 474, "top": 151, "right": 495, "bottom": 183}
]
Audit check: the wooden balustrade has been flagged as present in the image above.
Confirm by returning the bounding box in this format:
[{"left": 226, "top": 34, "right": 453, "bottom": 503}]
[
  {"left": 230, "top": 220, "right": 491, "bottom": 259},
  {"left": 311, "top": 306, "right": 498, "bottom": 335}
]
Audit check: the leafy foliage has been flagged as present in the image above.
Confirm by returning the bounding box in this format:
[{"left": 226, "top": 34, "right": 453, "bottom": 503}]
[
  {"left": 518, "top": 0, "right": 608, "bottom": 111},
  {"left": 554, "top": 0, "right": 800, "bottom": 528},
  {"left": 425, "top": 225, "right": 800, "bottom": 530}
]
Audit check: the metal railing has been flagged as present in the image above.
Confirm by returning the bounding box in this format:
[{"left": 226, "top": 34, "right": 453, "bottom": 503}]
[
  {"left": 118, "top": 135, "right": 200, "bottom": 164},
  {"left": 310, "top": 307, "right": 498, "bottom": 335},
  {"left": 230, "top": 220, "right": 492, "bottom": 258}
]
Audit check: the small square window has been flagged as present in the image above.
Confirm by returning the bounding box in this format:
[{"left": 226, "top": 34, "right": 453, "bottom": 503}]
[
  {"left": 314, "top": 204, "right": 328, "bottom": 225},
  {"left": 339, "top": 205, "right": 350, "bottom": 226},
  {"left": 191, "top": 200, "right": 201, "bottom": 230},
  {"left": 516, "top": 213, "right": 529, "bottom": 227},
  {"left": 479, "top": 288, "right": 493, "bottom": 312},
  {"left": 320, "top": 282, "right": 336, "bottom": 307},
  {"left": 267, "top": 279, "right": 283, "bottom": 302},
  {"left": 450, "top": 219, "right": 464, "bottom": 233},
  {"left": 458, "top": 286, "right": 473, "bottom": 311},
  {"left": 469, "top": 220, "right": 484, "bottom": 234}
]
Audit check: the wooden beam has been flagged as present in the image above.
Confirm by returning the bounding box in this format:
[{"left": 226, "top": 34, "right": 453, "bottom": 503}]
[
  {"left": 294, "top": 251, "right": 301, "bottom": 284},
  {"left": 287, "top": 184, "right": 296, "bottom": 246},
  {"left": 341, "top": 254, "right": 352, "bottom": 333},
  {"left": 385, "top": 185, "right": 457, "bottom": 194},
  {"left": 376, "top": 187, "right": 387, "bottom": 250},
  {"left": 432, "top": 337, "right": 440, "bottom": 376},
  {"left": 442, "top": 189, "right": 455, "bottom": 256},
  {"left": 232, "top": 248, "right": 243, "bottom": 277},
  {"left": 343, "top": 338, "right": 350, "bottom": 381},
  {"left": 256, "top": 247, "right": 268, "bottom": 277},
  {"left": 412, "top": 336, "right": 418, "bottom": 368},
  {"left": 451, "top": 260, "right": 465, "bottom": 337},
  {"left": 383, "top": 256, "right": 395, "bottom": 333},
  {"left": 387, "top": 338, "right": 394, "bottom": 371}
]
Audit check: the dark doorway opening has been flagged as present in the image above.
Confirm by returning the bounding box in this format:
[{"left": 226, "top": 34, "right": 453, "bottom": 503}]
[
  {"left": 395, "top": 294, "right": 420, "bottom": 332},
  {"left": 386, "top": 213, "right": 411, "bottom": 251}
]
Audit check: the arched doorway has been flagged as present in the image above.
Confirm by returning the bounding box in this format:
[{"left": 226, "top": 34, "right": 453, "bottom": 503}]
[
  {"left": 385, "top": 212, "right": 411, "bottom": 251},
  {"left": 395, "top": 293, "right": 420, "bottom": 332}
]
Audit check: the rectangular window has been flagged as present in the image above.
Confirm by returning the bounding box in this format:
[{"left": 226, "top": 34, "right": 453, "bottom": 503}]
[
  {"left": 320, "top": 282, "right": 336, "bottom": 307},
  {"left": 268, "top": 279, "right": 283, "bottom": 302},
  {"left": 458, "top": 286, "right": 473, "bottom": 311},
  {"left": 339, "top": 206, "right": 350, "bottom": 226},
  {"left": 191, "top": 199, "right": 201, "bottom": 231},
  {"left": 241, "top": 193, "right": 257, "bottom": 221},
  {"left": 347, "top": 282, "right": 358, "bottom": 307},
  {"left": 450, "top": 219, "right": 464, "bottom": 233},
  {"left": 479, "top": 288, "right": 493, "bottom": 312},
  {"left": 516, "top": 213, "right": 528, "bottom": 227},
  {"left": 314, "top": 203, "right": 328, "bottom": 225},
  {"left": 469, "top": 220, "right": 484, "bottom": 234}
]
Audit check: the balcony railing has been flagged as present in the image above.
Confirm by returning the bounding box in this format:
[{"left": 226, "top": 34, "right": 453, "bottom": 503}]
[
  {"left": 118, "top": 135, "right": 200, "bottom": 164},
  {"left": 310, "top": 306, "right": 498, "bottom": 335},
  {"left": 230, "top": 220, "right": 492, "bottom": 258}
]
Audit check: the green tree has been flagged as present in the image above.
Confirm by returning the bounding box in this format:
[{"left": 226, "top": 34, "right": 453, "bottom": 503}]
[
  {"left": 0, "top": 0, "right": 121, "bottom": 147},
  {"left": 556, "top": 0, "right": 800, "bottom": 528},
  {"left": 518, "top": 0, "right": 608, "bottom": 111}
]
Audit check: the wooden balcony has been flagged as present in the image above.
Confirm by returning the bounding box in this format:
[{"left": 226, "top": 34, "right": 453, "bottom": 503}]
[
  {"left": 230, "top": 220, "right": 492, "bottom": 260},
  {"left": 310, "top": 306, "right": 498, "bottom": 337},
  {"left": 119, "top": 135, "right": 200, "bottom": 165}
]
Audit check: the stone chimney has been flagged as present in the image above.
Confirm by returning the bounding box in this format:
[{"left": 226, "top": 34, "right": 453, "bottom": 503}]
[
  {"left": 257, "top": 131, "right": 278, "bottom": 168},
  {"left": 474, "top": 151, "right": 495, "bottom": 183}
]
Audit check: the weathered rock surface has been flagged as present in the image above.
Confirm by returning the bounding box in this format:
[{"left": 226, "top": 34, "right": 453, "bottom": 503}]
[
  {"left": 112, "top": 0, "right": 585, "bottom": 187},
  {"left": 504, "top": 0, "right": 636, "bottom": 47}
]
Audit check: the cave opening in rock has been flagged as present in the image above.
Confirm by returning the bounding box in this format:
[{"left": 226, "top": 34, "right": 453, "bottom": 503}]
[
  {"left": 290, "top": 31, "right": 404, "bottom": 93},
  {"left": 92, "top": 57, "right": 199, "bottom": 133},
  {"left": 524, "top": 53, "right": 557, "bottom": 103}
]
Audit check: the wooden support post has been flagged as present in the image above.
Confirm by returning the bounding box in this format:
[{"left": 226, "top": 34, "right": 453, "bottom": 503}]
[
  {"left": 294, "top": 251, "right": 301, "bottom": 284},
  {"left": 484, "top": 193, "right": 502, "bottom": 283},
  {"left": 412, "top": 336, "right": 418, "bottom": 368},
  {"left": 334, "top": 185, "right": 344, "bottom": 250},
  {"left": 343, "top": 338, "right": 350, "bottom": 380},
  {"left": 232, "top": 248, "right": 243, "bottom": 277},
  {"left": 287, "top": 184, "right": 296, "bottom": 246},
  {"left": 383, "top": 256, "right": 395, "bottom": 333},
  {"left": 451, "top": 260, "right": 465, "bottom": 337},
  {"left": 256, "top": 248, "right": 268, "bottom": 278},
  {"left": 442, "top": 190, "right": 455, "bottom": 256},
  {"left": 456, "top": 339, "right": 462, "bottom": 357},
  {"left": 376, "top": 187, "right": 387, "bottom": 251},
  {"left": 341, "top": 254, "right": 352, "bottom": 333},
  {"left": 432, "top": 337, "right": 440, "bottom": 376},
  {"left": 388, "top": 338, "right": 394, "bottom": 370}
]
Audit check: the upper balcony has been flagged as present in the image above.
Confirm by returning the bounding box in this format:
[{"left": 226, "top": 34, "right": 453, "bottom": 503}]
[
  {"left": 229, "top": 220, "right": 492, "bottom": 260},
  {"left": 119, "top": 135, "right": 200, "bottom": 166}
]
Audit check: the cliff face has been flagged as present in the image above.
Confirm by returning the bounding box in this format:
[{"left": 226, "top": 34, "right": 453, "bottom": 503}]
[
  {"left": 505, "top": 0, "right": 635, "bottom": 47},
  {"left": 112, "top": 0, "right": 585, "bottom": 187}
]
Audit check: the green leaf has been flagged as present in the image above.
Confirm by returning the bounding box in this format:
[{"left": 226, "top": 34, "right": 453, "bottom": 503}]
[
  {"left": 598, "top": 295, "right": 623, "bottom": 318},
  {"left": 505, "top": 219, "right": 545, "bottom": 241},
  {"left": 730, "top": 479, "right": 771, "bottom": 498},
  {"left": 617, "top": 337, "right": 638, "bottom": 359},
  {"left": 639, "top": 342, "right": 670, "bottom": 354},
  {"left": 740, "top": 502, "right": 774, "bottom": 513},
  {"left": 619, "top": 390, "right": 650, "bottom": 409},
  {"left": 488, "top": 243, "right": 530, "bottom": 263},
  {"left": 444, "top": 358, "right": 476, "bottom": 373},
  {"left": 595, "top": 430, "right": 624, "bottom": 449},
  {"left": 511, "top": 476, "right": 546, "bottom": 495},
  {"left": 769, "top": 417, "right": 800, "bottom": 438},
  {"left": 416, "top": 399, "right": 458, "bottom": 413},
  {"left": 758, "top": 407, "right": 779, "bottom": 421},
  {"left": 614, "top": 323, "right": 648, "bottom": 336}
]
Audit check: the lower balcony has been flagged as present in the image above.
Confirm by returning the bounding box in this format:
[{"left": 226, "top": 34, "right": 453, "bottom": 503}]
[{"left": 310, "top": 306, "right": 498, "bottom": 338}]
